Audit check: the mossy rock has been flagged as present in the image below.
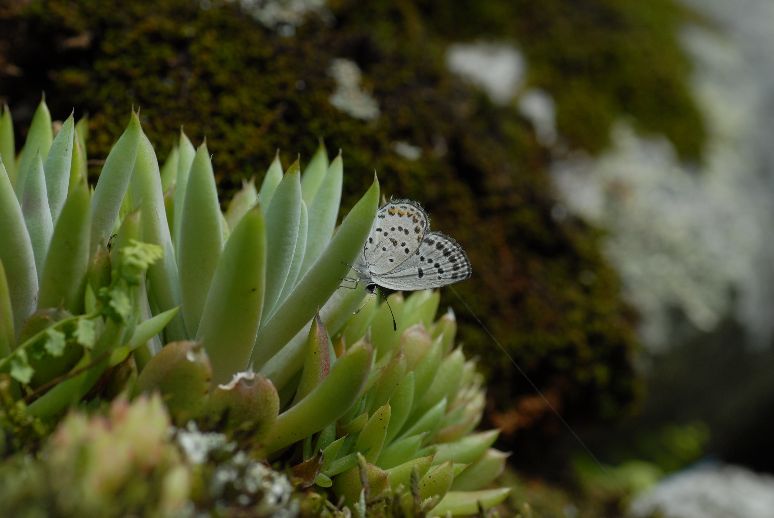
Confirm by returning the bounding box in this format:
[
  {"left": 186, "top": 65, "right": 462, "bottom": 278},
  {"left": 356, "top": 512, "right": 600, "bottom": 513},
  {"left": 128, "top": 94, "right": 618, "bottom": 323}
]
[{"left": 0, "top": 0, "right": 700, "bottom": 448}]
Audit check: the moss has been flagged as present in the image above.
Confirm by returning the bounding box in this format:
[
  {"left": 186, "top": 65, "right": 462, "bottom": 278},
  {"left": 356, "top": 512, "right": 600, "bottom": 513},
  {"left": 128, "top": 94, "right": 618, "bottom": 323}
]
[
  {"left": 0, "top": 0, "right": 653, "bottom": 444},
  {"left": 421, "top": 0, "right": 706, "bottom": 161}
]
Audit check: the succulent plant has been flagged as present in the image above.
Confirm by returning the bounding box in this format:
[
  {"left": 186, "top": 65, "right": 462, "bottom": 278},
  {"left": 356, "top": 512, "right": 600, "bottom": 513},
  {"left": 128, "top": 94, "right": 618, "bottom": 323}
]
[{"left": 0, "top": 100, "right": 509, "bottom": 515}]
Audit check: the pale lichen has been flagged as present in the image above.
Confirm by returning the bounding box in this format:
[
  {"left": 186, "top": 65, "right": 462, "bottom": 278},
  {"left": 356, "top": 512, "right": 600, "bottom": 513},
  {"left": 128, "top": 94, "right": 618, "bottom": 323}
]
[
  {"left": 446, "top": 42, "right": 525, "bottom": 105},
  {"left": 328, "top": 58, "right": 380, "bottom": 121}
]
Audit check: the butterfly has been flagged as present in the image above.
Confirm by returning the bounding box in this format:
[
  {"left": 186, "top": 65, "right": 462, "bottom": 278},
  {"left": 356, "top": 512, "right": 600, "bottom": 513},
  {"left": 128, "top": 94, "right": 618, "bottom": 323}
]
[{"left": 352, "top": 199, "right": 471, "bottom": 293}]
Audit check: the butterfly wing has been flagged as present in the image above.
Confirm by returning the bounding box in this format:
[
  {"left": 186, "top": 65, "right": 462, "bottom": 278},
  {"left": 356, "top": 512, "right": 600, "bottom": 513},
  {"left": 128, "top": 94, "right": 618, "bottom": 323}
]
[
  {"left": 372, "top": 231, "right": 471, "bottom": 290},
  {"left": 362, "top": 199, "right": 430, "bottom": 276}
]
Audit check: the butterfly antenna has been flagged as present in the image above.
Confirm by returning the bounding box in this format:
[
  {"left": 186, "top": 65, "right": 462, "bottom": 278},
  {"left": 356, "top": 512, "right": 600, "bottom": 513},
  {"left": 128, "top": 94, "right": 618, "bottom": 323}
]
[
  {"left": 382, "top": 291, "right": 397, "bottom": 331},
  {"left": 448, "top": 285, "right": 608, "bottom": 474}
]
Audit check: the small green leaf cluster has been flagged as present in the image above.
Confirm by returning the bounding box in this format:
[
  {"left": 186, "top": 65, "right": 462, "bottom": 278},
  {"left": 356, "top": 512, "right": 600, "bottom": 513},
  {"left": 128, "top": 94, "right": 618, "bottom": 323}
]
[
  {"left": 0, "top": 102, "right": 172, "bottom": 421},
  {"left": 283, "top": 292, "right": 511, "bottom": 516}
]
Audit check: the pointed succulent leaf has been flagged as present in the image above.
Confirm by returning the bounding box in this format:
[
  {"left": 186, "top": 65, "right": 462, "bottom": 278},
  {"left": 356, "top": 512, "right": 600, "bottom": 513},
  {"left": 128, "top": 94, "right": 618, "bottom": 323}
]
[
  {"left": 0, "top": 159, "right": 38, "bottom": 332},
  {"left": 251, "top": 177, "right": 379, "bottom": 370},
  {"left": 160, "top": 146, "right": 179, "bottom": 193},
  {"left": 432, "top": 488, "right": 512, "bottom": 516},
  {"left": 302, "top": 153, "right": 343, "bottom": 273},
  {"left": 132, "top": 131, "right": 184, "bottom": 340},
  {"left": 38, "top": 182, "right": 91, "bottom": 313},
  {"left": 292, "top": 314, "right": 331, "bottom": 405},
  {"left": 412, "top": 335, "right": 444, "bottom": 400},
  {"left": 90, "top": 112, "right": 141, "bottom": 252},
  {"left": 366, "top": 350, "right": 406, "bottom": 414},
  {"left": 0, "top": 262, "right": 13, "bottom": 356},
  {"left": 75, "top": 116, "right": 88, "bottom": 151},
  {"left": 259, "top": 281, "right": 366, "bottom": 392},
  {"left": 264, "top": 341, "right": 372, "bottom": 454},
  {"left": 377, "top": 432, "right": 425, "bottom": 469},
  {"left": 68, "top": 127, "right": 87, "bottom": 194},
  {"left": 385, "top": 368, "right": 415, "bottom": 441},
  {"left": 278, "top": 199, "right": 307, "bottom": 304},
  {"left": 21, "top": 155, "right": 53, "bottom": 279},
  {"left": 401, "top": 290, "right": 439, "bottom": 330},
  {"left": 301, "top": 140, "right": 329, "bottom": 204},
  {"left": 342, "top": 294, "right": 377, "bottom": 347},
  {"left": 261, "top": 161, "right": 301, "bottom": 320},
  {"left": 355, "top": 404, "right": 391, "bottom": 463},
  {"left": 126, "top": 307, "right": 179, "bottom": 351},
  {"left": 371, "top": 292, "right": 405, "bottom": 360},
  {"left": 401, "top": 397, "right": 447, "bottom": 440},
  {"left": 431, "top": 308, "right": 457, "bottom": 355},
  {"left": 333, "top": 454, "right": 389, "bottom": 506},
  {"left": 320, "top": 434, "right": 348, "bottom": 472},
  {"left": 172, "top": 130, "right": 196, "bottom": 251},
  {"left": 385, "top": 455, "right": 434, "bottom": 490},
  {"left": 197, "top": 206, "right": 266, "bottom": 384},
  {"left": 413, "top": 348, "right": 465, "bottom": 419},
  {"left": 225, "top": 178, "right": 258, "bottom": 229},
  {"left": 325, "top": 452, "right": 359, "bottom": 478},
  {"left": 179, "top": 143, "right": 223, "bottom": 336},
  {"left": 44, "top": 113, "right": 75, "bottom": 222},
  {"left": 419, "top": 461, "right": 455, "bottom": 505},
  {"left": 400, "top": 324, "right": 433, "bottom": 372},
  {"left": 451, "top": 449, "right": 509, "bottom": 491},
  {"left": 0, "top": 105, "right": 15, "bottom": 184},
  {"left": 432, "top": 430, "right": 499, "bottom": 466},
  {"left": 258, "top": 153, "right": 283, "bottom": 206},
  {"left": 16, "top": 100, "right": 52, "bottom": 195}
]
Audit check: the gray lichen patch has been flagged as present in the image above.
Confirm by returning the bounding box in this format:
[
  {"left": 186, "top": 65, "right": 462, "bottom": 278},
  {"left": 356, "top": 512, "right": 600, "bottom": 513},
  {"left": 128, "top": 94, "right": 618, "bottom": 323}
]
[
  {"left": 446, "top": 42, "right": 524, "bottom": 105},
  {"left": 328, "top": 58, "right": 380, "bottom": 121}
]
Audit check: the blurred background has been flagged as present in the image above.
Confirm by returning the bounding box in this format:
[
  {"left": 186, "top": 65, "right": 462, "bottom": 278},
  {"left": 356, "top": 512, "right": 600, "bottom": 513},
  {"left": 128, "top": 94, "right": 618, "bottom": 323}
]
[{"left": 2, "top": 0, "right": 773, "bottom": 516}]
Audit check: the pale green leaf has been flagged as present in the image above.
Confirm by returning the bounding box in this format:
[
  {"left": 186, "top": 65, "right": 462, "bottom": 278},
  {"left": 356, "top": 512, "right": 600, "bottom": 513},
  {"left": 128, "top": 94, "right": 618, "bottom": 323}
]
[
  {"left": 197, "top": 207, "right": 266, "bottom": 384},
  {"left": 44, "top": 113, "right": 75, "bottom": 222},
  {"left": 108, "top": 287, "right": 132, "bottom": 322},
  {"left": 75, "top": 318, "right": 97, "bottom": 349},
  {"left": 127, "top": 307, "right": 179, "bottom": 351},
  {"left": 131, "top": 131, "right": 184, "bottom": 341},
  {"left": 172, "top": 130, "right": 196, "bottom": 252},
  {"left": 43, "top": 328, "right": 66, "bottom": 356},
  {"left": 0, "top": 158, "right": 38, "bottom": 332},
  {"left": 300, "top": 140, "right": 329, "bottom": 204},
  {"left": 10, "top": 349, "right": 33, "bottom": 384},
  {"left": 0, "top": 105, "right": 15, "bottom": 185},
  {"left": 251, "top": 177, "right": 379, "bottom": 370},
  {"left": 277, "top": 199, "right": 307, "bottom": 306},
  {"left": 68, "top": 127, "right": 87, "bottom": 194},
  {"left": 261, "top": 161, "right": 301, "bottom": 321},
  {"left": 0, "top": 261, "right": 14, "bottom": 356},
  {"left": 160, "top": 146, "right": 179, "bottom": 193},
  {"left": 179, "top": 143, "right": 223, "bottom": 336},
  {"left": 16, "top": 99, "right": 52, "bottom": 195},
  {"left": 20, "top": 154, "right": 53, "bottom": 280},
  {"left": 258, "top": 153, "right": 283, "bottom": 207},
  {"left": 38, "top": 182, "right": 91, "bottom": 313},
  {"left": 225, "top": 178, "right": 257, "bottom": 230},
  {"left": 264, "top": 342, "right": 373, "bottom": 454},
  {"left": 302, "top": 153, "right": 343, "bottom": 273},
  {"left": 90, "top": 112, "right": 141, "bottom": 252}
]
